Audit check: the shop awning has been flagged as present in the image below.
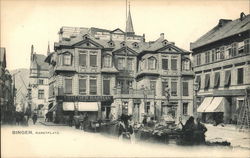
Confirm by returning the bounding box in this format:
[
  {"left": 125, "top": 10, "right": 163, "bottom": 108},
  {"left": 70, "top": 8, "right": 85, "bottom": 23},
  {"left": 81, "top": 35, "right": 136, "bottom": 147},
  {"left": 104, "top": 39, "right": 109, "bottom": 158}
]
[
  {"left": 47, "top": 104, "right": 57, "bottom": 112},
  {"left": 63, "top": 102, "right": 75, "bottom": 111},
  {"left": 205, "top": 97, "right": 224, "bottom": 112},
  {"left": 197, "top": 97, "right": 213, "bottom": 112},
  {"left": 78, "top": 102, "right": 98, "bottom": 111}
]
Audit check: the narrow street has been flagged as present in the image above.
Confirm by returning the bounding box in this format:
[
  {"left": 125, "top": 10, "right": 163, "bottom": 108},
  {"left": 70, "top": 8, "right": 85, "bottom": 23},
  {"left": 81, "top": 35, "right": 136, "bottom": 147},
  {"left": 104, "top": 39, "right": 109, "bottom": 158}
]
[{"left": 1, "top": 119, "right": 250, "bottom": 158}]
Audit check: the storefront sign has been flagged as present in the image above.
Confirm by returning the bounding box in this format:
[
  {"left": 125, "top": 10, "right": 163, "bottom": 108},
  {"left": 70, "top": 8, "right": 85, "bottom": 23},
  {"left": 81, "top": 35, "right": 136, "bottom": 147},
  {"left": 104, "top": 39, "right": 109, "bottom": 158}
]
[{"left": 56, "top": 95, "right": 113, "bottom": 102}]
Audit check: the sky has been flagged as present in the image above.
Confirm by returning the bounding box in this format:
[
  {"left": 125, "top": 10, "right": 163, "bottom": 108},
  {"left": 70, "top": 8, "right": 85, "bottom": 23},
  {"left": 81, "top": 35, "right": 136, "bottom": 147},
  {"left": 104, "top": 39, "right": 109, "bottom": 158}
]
[{"left": 1, "top": 0, "right": 249, "bottom": 70}]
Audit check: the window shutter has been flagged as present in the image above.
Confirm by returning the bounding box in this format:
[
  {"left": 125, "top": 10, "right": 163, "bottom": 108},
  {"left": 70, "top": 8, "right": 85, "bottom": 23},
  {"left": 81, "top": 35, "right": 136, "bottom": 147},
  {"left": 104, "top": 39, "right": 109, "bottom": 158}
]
[
  {"left": 90, "top": 55, "right": 97, "bottom": 67},
  {"left": 90, "top": 79, "right": 97, "bottom": 95},
  {"left": 171, "top": 59, "right": 177, "bottom": 70},
  {"left": 65, "top": 79, "right": 72, "bottom": 94},
  {"left": 183, "top": 82, "right": 189, "bottom": 96},
  {"left": 162, "top": 59, "right": 168, "bottom": 70},
  {"left": 224, "top": 70, "right": 231, "bottom": 87},
  {"left": 79, "top": 79, "right": 86, "bottom": 94},
  {"left": 205, "top": 74, "right": 210, "bottom": 90},
  {"left": 79, "top": 54, "right": 86, "bottom": 66},
  {"left": 214, "top": 72, "right": 220, "bottom": 88},
  {"left": 237, "top": 68, "right": 244, "bottom": 84},
  {"left": 103, "top": 80, "right": 110, "bottom": 95}
]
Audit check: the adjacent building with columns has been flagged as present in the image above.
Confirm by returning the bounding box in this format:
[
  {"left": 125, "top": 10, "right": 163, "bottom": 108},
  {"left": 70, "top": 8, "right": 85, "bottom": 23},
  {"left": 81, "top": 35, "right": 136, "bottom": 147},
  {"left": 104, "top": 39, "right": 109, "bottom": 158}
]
[
  {"left": 191, "top": 13, "right": 250, "bottom": 124},
  {"left": 45, "top": 7, "right": 194, "bottom": 123}
]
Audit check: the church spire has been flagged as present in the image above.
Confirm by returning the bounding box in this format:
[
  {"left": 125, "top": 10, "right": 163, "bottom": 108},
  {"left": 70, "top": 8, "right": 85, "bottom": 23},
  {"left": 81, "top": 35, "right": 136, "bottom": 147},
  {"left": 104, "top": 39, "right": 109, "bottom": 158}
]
[
  {"left": 126, "top": 2, "right": 134, "bottom": 34},
  {"left": 31, "top": 45, "right": 34, "bottom": 61}
]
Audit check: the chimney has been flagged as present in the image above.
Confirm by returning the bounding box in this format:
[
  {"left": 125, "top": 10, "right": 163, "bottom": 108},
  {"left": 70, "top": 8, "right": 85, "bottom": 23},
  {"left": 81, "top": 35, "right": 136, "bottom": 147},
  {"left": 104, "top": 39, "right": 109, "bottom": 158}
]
[
  {"left": 31, "top": 45, "right": 34, "bottom": 61},
  {"left": 218, "top": 19, "right": 232, "bottom": 27},
  {"left": 142, "top": 33, "right": 145, "bottom": 42},
  {"left": 160, "top": 33, "right": 164, "bottom": 39},
  {"left": 240, "top": 12, "right": 246, "bottom": 21}
]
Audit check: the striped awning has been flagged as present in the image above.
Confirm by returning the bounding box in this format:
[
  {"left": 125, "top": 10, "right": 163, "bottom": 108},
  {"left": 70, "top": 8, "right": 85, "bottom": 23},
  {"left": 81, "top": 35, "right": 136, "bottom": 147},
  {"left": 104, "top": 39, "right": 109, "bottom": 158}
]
[{"left": 197, "top": 97, "right": 213, "bottom": 112}]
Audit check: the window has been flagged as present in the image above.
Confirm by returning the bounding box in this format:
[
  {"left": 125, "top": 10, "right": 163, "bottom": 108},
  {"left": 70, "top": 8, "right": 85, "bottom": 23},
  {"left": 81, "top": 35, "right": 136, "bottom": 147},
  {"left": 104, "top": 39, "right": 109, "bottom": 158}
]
[
  {"left": 150, "top": 81, "right": 156, "bottom": 95},
  {"left": 63, "top": 53, "right": 72, "bottom": 66},
  {"left": 237, "top": 68, "right": 244, "bottom": 84},
  {"left": 232, "top": 43, "right": 238, "bottom": 57},
  {"left": 38, "top": 90, "right": 44, "bottom": 99},
  {"left": 224, "top": 70, "right": 231, "bottom": 87},
  {"left": 79, "top": 78, "right": 86, "bottom": 94},
  {"left": 211, "top": 49, "right": 215, "bottom": 62},
  {"left": 90, "top": 79, "right": 97, "bottom": 95},
  {"left": 205, "top": 51, "right": 210, "bottom": 63},
  {"left": 183, "top": 103, "right": 188, "bottom": 115},
  {"left": 127, "top": 58, "right": 133, "bottom": 71},
  {"left": 117, "top": 58, "right": 125, "bottom": 70},
  {"left": 215, "top": 48, "right": 220, "bottom": 61},
  {"left": 171, "top": 59, "right": 177, "bottom": 70},
  {"left": 103, "top": 80, "right": 110, "bottom": 95},
  {"left": 225, "top": 46, "right": 231, "bottom": 59},
  {"left": 183, "top": 82, "right": 189, "bottom": 96},
  {"left": 204, "top": 74, "right": 210, "bottom": 90},
  {"left": 79, "top": 53, "right": 86, "bottom": 66},
  {"left": 140, "top": 59, "right": 145, "bottom": 70},
  {"left": 103, "top": 55, "right": 112, "bottom": 68},
  {"left": 195, "top": 76, "right": 201, "bottom": 91},
  {"left": 65, "top": 78, "right": 72, "bottom": 94},
  {"left": 162, "top": 59, "right": 168, "bottom": 70},
  {"left": 162, "top": 81, "right": 169, "bottom": 96},
  {"left": 244, "top": 39, "right": 250, "bottom": 54},
  {"left": 214, "top": 72, "right": 220, "bottom": 88},
  {"left": 196, "top": 54, "right": 201, "bottom": 66},
  {"left": 38, "top": 79, "right": 44, "bottom": 85},
  {"left": 171, "top": 82, "right": 177, "bottom": 96},
  {"left": 220, "top": 47, "right": 225, "bottom": 59},
  {"left": 148, "top": 57, "right": 157, "bottom": 70},
  {"left": 183, "top": 60, "right": 190, "bottom": 70},
  {"left": 90, "top": 54, "right": 97, "bottom": 67}
]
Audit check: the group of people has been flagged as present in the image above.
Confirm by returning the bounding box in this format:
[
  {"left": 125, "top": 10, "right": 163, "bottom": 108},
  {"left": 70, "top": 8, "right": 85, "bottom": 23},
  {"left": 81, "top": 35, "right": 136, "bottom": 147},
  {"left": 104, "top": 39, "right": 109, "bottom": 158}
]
[
  {"left": 117, "top": 114, "right": 135, "bottom": 143},
  {"left": 15, "top": 112, "right": 38, "bottom": 126},
  {"left": 180, "top": 116, "right": 207, "bottom": 145}
]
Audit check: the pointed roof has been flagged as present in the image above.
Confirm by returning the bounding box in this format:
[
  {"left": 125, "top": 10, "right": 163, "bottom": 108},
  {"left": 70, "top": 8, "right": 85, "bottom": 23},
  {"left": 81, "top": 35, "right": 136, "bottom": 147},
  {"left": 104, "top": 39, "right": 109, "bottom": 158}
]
[
  {"left": 126, "top": 4, "right": 134, "bottom": 34},
  {"left": 47, "top": 42, "right": 50, "bottom": 55}
]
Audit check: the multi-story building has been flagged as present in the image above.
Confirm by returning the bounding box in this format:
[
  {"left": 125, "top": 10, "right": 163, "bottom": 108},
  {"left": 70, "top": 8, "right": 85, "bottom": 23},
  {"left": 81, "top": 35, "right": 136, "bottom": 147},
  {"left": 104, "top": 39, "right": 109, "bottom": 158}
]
[
  {"left": 190, "top": 13, "right": 250, "bottom": 124},
  {"left": 28, "top": 45, "right": 49, "bottom": 117},
  {"left": 0, "top": 47, "right": 15, "bottom": 124},
  {"left": 45, "top": 7, "right": 194, "bottom": 123}
]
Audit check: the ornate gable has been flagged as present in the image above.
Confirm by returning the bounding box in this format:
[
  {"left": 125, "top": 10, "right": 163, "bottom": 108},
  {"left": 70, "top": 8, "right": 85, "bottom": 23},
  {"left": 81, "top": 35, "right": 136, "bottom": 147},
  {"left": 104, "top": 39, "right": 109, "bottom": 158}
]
[
  {"left": 113, "top": 47, "right": 137, "bottom": 56},
  {"left": 73, "top": 38, "right": 103, "bottom": 49},
  {"left": 157, "top": 44, "right": 184, "bottom": 53}
]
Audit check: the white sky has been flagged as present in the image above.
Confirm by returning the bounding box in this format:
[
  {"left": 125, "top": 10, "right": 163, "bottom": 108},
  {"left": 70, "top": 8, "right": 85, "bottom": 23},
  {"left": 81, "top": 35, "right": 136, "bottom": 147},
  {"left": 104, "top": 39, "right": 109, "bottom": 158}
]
[{"left": 1, "top": 0, "right": 249, "bottom": 70}]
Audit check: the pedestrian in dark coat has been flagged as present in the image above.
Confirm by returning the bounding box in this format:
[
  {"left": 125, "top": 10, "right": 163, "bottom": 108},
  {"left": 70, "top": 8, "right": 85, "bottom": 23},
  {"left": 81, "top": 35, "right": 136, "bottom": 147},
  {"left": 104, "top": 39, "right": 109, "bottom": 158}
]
[
  {"left": 181, "top": 116, "right": 196, "bottom": 145},
  {"left": 194, "top": 118, "right": 207, "bottom": 144},
  {"left": 32, "top": 113, "right": 38, "bottom": 125}
]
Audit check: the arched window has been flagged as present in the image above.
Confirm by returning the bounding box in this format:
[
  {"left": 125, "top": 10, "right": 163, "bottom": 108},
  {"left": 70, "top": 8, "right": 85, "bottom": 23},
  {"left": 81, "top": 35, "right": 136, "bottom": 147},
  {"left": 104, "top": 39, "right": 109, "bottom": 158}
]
[
  {"left": 148, "top": 56, "right": 157, "bottom": 70},
  {"left": 103, "top": 55, "right": 112, "bottom": 68}
]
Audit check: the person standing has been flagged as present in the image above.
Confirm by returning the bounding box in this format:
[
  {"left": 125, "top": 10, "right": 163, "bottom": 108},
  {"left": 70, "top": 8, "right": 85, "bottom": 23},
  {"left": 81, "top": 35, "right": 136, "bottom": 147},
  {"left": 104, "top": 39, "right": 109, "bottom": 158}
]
[
  {"left": 32, "top": 113, "right": 38, "bottom": 125},
  {"left": 180, "top": 116, "right": 196, "bottom": 145},
  {"left": 194, "top": 118, "right": 207, "bottom": 144}
]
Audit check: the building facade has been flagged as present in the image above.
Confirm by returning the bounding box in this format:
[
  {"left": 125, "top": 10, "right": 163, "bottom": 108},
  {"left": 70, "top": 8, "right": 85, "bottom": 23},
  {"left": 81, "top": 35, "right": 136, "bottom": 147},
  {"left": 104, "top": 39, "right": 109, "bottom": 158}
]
[
  {"left": 190, "top": 13, "right": 250, "bottom": 124},
  {"left": 28, "top": 45, "right": 49, "bottom": 117},
  {"left": 0, "top": 47, "right": 15, "bottom": 124},
  {"left": 45, "top": 8, "right": 194, "bottom": 123}
]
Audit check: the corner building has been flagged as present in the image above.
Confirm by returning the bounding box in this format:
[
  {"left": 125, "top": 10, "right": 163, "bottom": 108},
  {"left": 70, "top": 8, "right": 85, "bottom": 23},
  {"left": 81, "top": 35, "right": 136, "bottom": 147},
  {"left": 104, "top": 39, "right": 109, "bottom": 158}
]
[{"left": 46, "top": 9, "right": 194, "bottom": 123}]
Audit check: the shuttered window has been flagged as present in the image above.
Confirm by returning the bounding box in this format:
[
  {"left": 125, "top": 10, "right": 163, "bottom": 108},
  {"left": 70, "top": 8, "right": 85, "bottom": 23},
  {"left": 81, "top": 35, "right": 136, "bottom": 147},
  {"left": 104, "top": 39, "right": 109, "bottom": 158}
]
[
  {"left": 171, "top": 82, "right": 177, "bottom": 96},
  {"left": 79, "top": 78, "right": 86, "bottom": 94},
  {"left": 195, "top": 76, "right": 201, "bottom": 91},
  {"left": 90, "top": 55, "right": 97, "bottom": 67},
  {"left": 79, "top": 53, "right": 86, "bottom": 66},
  {"left": 214, "top": 72, "right": 220, "bottom": 88},
  {"left": 162, "top": 59, "right": 168, "bottom": 70},
  {"left": 183, "top": 82, "right": 189, "bottom": 96},
  {"left": 90, "top": 79, "right": 97, "bottom": 95},
  {"left": 171, "top": 59, "right": 177, "bottom": 70},
  {"left": 224, "top": 70, "right": 231, "bottom": 87},
  {"left": 204, "top": 74, "right": 210, "bottom": 90},
  {"left": 65, "top": 78, "right": 72, "bottom": 94},
  {"left": 183, "top": 103, "right": 188, "bottom": 115},
  {"left": 237, "top": 68, "right": 244, "bottom": 84},
  {"left": 103, "top": 80, "right": 110, "bottom": 95}
]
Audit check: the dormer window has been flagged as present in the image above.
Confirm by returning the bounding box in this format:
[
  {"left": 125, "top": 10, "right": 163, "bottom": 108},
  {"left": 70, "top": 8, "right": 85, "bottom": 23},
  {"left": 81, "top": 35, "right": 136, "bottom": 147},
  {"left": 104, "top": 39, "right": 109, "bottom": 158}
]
[
  {"left": 120, "top": 42, "right": 126, "bottom": 47},
  {"left": 83, "top": 34, "right": 89, "bottom": 40},
  {"left": 108, "top": 41, "right": 115, "bottom": 47},
  {"left": 162, "top": 40, "right": 168, "bottom": 46}
]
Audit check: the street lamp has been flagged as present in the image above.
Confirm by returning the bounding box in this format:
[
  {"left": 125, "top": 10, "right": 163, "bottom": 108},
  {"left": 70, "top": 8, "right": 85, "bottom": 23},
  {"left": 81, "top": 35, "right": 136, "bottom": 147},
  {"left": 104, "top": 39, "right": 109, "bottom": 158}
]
[{"left": 193, "top": 81, "right": 199, "bottom": 117}]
